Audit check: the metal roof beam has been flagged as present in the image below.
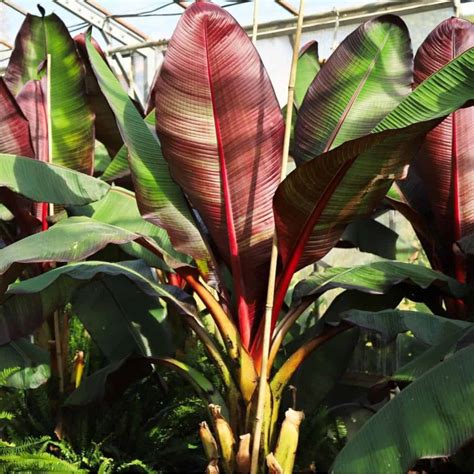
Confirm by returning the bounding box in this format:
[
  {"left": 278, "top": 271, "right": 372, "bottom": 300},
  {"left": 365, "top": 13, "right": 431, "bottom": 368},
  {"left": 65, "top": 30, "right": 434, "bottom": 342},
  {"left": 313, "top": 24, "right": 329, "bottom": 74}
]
[
  {"left": 53, "top": 0, "right": 149, "bottom": 45},
  {"left": 275, "top": 0, "right": 298, "bottom": 16},
  {"left": 243, "top": 0, "right": 455, "bottom": 39},
  {"left": 1, "top": 0, "right": 27, "bottom": 15},
  {"left": 105, "top": 0, "right": 455, "bottom": 55}
]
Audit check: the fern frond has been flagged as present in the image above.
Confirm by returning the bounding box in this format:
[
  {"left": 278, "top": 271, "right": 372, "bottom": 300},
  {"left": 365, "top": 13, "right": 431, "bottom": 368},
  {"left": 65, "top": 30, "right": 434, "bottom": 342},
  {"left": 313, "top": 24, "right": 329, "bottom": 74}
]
[
  {"left": 0, "top": 452, "right": 84, "bottom": 473},
  {"left": 0, "top": 411, "right": 14, "bottom": 421},
  {"left": 0, "top": 436, "right": 51, "bottom": 455},
  {"left": 0, "top": 367, "right": 21, "bottom": 386},
  {"left": 116, "top": 459, "right": 155, "bottom": 473},
  {"left": 97, "top": 457, "right": 114, "bottom": 474}
]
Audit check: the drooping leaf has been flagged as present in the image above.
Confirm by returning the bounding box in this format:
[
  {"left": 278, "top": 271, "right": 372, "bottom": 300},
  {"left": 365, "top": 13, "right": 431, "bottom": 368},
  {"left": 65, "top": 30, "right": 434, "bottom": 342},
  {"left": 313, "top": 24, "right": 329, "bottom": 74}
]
[
  {"left": 70, "top": 187, "right": 192, "bottom": 267},
  {"left": 294, "top": 15, "right": 412, "bottom": 163},
  {"left": 272, "top": 46, "right": 474, "bottom": 330},
  {"left": 0, "top": 78, "right": 34, "bottom": 157},
  {"left": 285, "top": 329, "right": 359, "bottom": 416},
  {"left": 84, "top": 32, "right": 209, "bottom": 264},
  {"left": 71, "top": 276, "right": 175, "bottom": 361},
  {"left": 154, "top": 1, "right": 284, "bottom": 345},
  {"left": 0, "top": 260, "right": 195, "bottom": 345},
  {"left": 4, "top": 13, "right": 94, "bottom": 174},
  {"left": 93, "top": 141, "right": 112, "bottom": 175},
  {"left": 74, "top": 33, "right": 124, "bottom": 158},
  {"left": 338, "top": 218, "right": 399, "bottom": 259},
  {"left": 99, "top": 109, "right": 154, "bottom": 182},
  {"left": 150, "top": 357, "right": 229, "bottom": 418},
  {"left": 398, "top": 18, "right": 474, "bottom": 281},
  {"left": 343, "top": 309, "right": 470, "bottom": 344},
  {"left": 10, "top": 260, "right": 195, "bottom": 316},
  {"left": 294, "top": 40, "right": 320, "bottom": 109},
  {"left": 0, "top": 217, "right": 167, "bottom": 275},
  {"left": 64, "top": 356, "right": 153, "bottom": 406},
  {"left": 0, "top": 339, "right": 50, "bottom": 389},
  {"left": 342, "top": 309, "right": 473, "bottom": 382},
  {"left": 100, "top": 145, "right": 129, "bottom": 182},
  {"left": 331, "top": 344, "right": 474, "bottom": 473},
  {"left": 0, "top": 154, "right": 109, "bottom": 206},
  {"left": 292, "top": 260, "right": 467, "bottom": 306}
]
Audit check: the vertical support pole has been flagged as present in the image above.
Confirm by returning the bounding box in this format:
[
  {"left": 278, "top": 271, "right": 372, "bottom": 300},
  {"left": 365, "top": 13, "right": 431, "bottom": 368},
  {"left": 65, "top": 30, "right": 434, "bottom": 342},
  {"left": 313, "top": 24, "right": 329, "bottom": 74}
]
[{"left": 250, "top": 1, "right": 305, "bottom": 473}]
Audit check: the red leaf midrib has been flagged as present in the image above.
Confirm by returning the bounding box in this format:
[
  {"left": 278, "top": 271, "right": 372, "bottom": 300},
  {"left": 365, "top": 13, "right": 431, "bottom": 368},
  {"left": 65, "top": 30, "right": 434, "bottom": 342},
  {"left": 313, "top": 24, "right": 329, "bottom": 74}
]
[
  {"left": 273, "top": 158, "right": 355, "bottom": 327},
  {"left": 203, "top": 19, "right": 251, "bottom": 347},
  {"left": 451, "top": 31, "right": 464, "bottom": 283}
]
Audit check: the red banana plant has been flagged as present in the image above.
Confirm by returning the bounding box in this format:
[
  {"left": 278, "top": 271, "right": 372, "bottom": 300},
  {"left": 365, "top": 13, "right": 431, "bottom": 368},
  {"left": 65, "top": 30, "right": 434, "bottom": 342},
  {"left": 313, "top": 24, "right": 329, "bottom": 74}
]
[
  {"left": 84, "top": 0, "right": 474, "bottom": 468},
  {"left": 154, "top": 2, "right": 285, "bottom": 348},
  {"left": 4, "top": 1, "right": 466, "bottom": 471},
  {"left": 396, "top": 18, "right": 474, "bottom": 314}
]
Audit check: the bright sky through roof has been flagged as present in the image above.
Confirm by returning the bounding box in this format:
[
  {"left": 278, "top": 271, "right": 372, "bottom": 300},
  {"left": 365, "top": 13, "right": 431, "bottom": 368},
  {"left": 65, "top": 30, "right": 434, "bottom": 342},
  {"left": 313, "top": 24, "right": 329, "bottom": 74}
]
[{"left": 1, "top": 0, "right": 360, "bottom": 44}]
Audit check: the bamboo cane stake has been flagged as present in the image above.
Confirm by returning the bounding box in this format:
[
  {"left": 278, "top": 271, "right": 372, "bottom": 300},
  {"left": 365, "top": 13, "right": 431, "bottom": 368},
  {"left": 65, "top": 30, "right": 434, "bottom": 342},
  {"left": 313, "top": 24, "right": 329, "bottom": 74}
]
[
  {"left": 250, "top": 2, "right": 305, "bottom": 472},
  {"left": 47, "top": 54, "right": 54, "bottom": 218},
  {"left": 252, "top": 0, "right": 260, "bottom": 45},
  {"left": 47, "top": 54, "right": 65, "bottom": 395}
]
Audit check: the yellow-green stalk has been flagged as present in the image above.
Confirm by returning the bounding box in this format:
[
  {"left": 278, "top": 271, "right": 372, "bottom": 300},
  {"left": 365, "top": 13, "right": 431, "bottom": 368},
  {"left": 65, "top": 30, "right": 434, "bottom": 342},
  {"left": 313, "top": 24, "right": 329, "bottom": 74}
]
[
  {"left": 199, "top": 421, "right": 219, "bottom": 462},
  {"left": 209, "top": 404, "right": 235, "bottom": 474},
  {"left": 274, "top": 409, "right": 305, "bottom": 473}
]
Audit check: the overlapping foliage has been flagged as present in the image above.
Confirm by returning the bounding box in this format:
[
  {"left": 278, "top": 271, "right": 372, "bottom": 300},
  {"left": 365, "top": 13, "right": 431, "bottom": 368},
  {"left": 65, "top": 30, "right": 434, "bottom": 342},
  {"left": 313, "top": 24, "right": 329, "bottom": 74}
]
[{"left": 0, "top": 2, "right": 473, "bottom": 473}]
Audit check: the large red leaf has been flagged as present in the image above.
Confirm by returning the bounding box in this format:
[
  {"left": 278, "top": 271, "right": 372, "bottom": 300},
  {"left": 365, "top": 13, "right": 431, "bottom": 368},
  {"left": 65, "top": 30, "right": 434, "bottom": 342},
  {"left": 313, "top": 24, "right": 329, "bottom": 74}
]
[
  {"left": 15, "top": 79, "right": 49, "bottom": 226},
  {"left": 13, "top": 78, "right": 47, "bottom": 225},
  {"left": 0, "top": 79, "right": 38, "bottom": 231},
  {"left": 294, "top": 15, "right": 412, "bottom": 163},
  {"left": 252, "top": 43, "right": 474, "bottom": 354},
  {"left": 154, "top": 1, "right": 284, "bottom": 347},
  {"left": 15, "top": 79, "right": 48, "bottom": 163},
  {"left": 399, "top": 18, "right": 474, "bottom": 282},
  {"left": 0, "top": 78, "right": 34, "bottom": 157}
]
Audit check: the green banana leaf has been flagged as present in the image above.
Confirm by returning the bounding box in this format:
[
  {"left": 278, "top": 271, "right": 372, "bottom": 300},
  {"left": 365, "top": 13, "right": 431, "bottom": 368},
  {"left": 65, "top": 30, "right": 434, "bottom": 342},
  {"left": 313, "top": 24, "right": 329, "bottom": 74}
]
[
  {"left": 71, "top": 276, "right": 175, "bottom": 362},
  {"left": 100, "top": 145, "right": 129, "bottom": 182},
  {"left": 0, "top": 154, "right": 109, "bottom": 206},
  {"left": 0, "top": 260, "right": 195, "bottom": 345},
  {"left": 70, "top": 187, "right": 192, "bottom": 268},
  {"left": 0, "top": 216, "right": 169, "bottom": 274},
  {"left": 331, "top": 344, "right": 474, "bottom": 473},
  {"left": 4, "top": 12, "right": 94, "bottom": 173},
  {"left": 85, "top": 33, "right": 208, "bottom": 261},
  {"left": 292, "top": 260, "right": 467, "bottom": 306},
  {"left": 294, "top": 15, "right": 412, "bottom": 162},
  {"left": 99, "top": 110, "right": 154, "bottom": 182},
  {"left": 343, "top": 309, "right": 473, "bottom": 382},
  {"left": 294, "top": 40, "right": 321, "bottom": 109},
  {"left": 338, "top": 218, "right": 399, "bottom": 260},
  {"left": 0, "top": 339, "right": 50, "bottom": 389}
]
